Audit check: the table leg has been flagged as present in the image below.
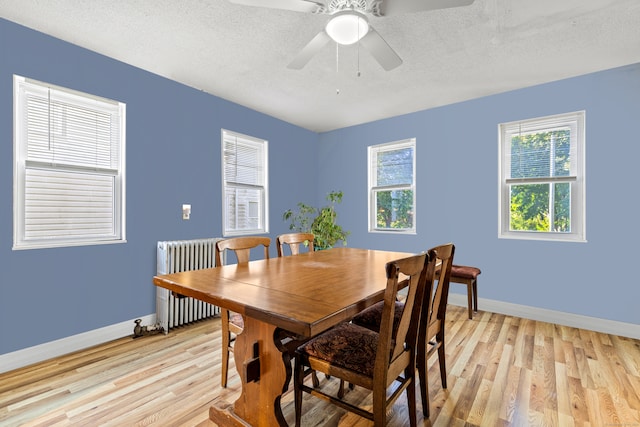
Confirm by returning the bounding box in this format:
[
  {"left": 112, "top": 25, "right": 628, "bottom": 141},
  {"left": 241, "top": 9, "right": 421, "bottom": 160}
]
[{"left": 209, "top": 316, "right": 290, "bottom": 427}]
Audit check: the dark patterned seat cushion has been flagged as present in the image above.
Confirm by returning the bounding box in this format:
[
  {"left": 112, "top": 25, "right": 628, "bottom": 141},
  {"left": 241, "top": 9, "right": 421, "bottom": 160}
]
[
  {"left": 298, "top": 322, "right": 380, "bottom": 377},
  {"left": 351, "top": 300, "right": 404, "bottom": 333},
  {"left": 230, "top": 311, "right": 244, "bottom": 329}
]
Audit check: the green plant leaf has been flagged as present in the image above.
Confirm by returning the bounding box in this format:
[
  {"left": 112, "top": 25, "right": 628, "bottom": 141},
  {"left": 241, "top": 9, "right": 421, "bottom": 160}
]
[{"left": 282, "top": 190, "right": 349, "bottom": 250}]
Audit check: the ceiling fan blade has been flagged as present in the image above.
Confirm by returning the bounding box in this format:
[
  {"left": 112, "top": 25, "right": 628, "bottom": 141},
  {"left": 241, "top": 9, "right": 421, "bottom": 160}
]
[
  {"left": 227, "top": 0, "right": 323, "bottom": 13},
  {"left": 381, "top": 0, "right": 475, "bottom": 15},
  {"left": 287, "top": 30, "right": 331, "bottom": 69},
  {"left": 359, "top": 27, "right": 402, "bottom": 71}
]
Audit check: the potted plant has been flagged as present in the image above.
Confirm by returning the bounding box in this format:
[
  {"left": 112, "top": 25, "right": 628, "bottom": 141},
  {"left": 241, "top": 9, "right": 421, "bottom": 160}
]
[{"left": 283, "top": 190, "right": 350, "bottom": 250}]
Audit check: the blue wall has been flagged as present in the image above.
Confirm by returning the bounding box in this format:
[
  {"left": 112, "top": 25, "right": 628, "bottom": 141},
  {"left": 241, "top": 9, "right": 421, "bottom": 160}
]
[
  {"left": 0, "top": 19, "right": 318, "bottom": 354},
  {"left": 1, "top": 17, "right": 639, "bottom": 357},
  {"left": 319, "top": 63, "right": 640, "bottom": 326}
]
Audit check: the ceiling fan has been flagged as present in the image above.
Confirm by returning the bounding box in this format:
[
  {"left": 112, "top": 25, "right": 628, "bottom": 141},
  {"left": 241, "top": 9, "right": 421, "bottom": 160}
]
[{"left": 227, "top": 0, "right": 475, "bottom": 71}]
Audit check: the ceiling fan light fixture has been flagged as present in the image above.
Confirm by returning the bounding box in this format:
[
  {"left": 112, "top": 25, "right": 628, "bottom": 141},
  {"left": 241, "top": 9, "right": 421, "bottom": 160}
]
[{"left": 325, "top": 11, "right": 369, "bottom": 45}]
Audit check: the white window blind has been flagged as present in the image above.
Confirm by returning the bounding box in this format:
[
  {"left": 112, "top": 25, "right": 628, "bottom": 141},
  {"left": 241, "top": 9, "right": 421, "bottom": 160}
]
[
  {"left": 13, "top": 75, "right": 126, "bottom": 249},
  {"left": 222, "top": 129, "right": 268, "bottom": 235}
]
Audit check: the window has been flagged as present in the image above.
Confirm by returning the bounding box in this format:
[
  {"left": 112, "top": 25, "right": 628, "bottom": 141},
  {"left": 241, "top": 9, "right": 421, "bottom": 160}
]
[
  {"left": 13, "top": 75, "right": 126, "bottom": 250},
  {"left": 222, "top": 129, "right": 268, "bottom": 236},
  {"left": 499, "top": 111, "right": 585, "bottom": 242},
  {"left": 368, "top": 138, "right": 416, "bottom": 233}
]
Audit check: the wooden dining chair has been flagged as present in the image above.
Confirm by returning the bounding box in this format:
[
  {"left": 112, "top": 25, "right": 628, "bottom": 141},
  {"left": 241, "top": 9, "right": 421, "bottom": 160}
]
[
  {"left": 448, "top": 264, "right": 481, "bottom": 319},
  {"left": 351, "top": 243, "right": 455, "bottom": 418},
  {"left": 276, "top": 232, "right": 315, "bottom": 256},
  {"left": 294, "top": 252, "right": 434, "bottom": 426},
  {"left": 417, "top": 243, "right": 454, "bottom": 417},
  {"left": 275, "top": 232, "right": 319, "bottom": 387},
  {"left": 215, "top": 236, "right": 270, "bottom": 388}
]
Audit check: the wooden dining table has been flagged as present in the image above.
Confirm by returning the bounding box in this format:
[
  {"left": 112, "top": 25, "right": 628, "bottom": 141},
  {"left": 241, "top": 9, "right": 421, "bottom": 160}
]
[{"left": 153, "top": 247, "right": 411, "bottom": 427}]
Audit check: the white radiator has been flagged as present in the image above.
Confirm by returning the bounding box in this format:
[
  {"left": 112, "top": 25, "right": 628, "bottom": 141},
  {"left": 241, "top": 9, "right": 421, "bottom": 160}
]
[{"left": 156, "top": 238, "right": 224, "bottom": 333}]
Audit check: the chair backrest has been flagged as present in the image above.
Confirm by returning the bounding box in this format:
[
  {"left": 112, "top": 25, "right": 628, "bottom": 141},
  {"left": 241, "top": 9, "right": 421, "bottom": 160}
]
[
  {"left": 421, "top": 243, "right": 455, "bottom": 343},
  {"left": 215, "top": 236, "right": 271, "bottom": 266},
  {"left": 376, "top": 252, "right": 433, "bottom": 386},
  {"left": 276, "top": 232, "right": 315, "bottom": 257}
]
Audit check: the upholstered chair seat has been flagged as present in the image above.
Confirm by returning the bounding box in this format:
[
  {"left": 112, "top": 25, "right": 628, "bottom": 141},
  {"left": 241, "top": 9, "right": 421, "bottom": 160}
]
[
  {"left": 351, "top": 300, "right": 404, "bottom": 333},
  {"left": 299, "top": 322, "right": 380, "bottom": 377},
  {"left": 229, "top": 312, "right": 244, "bottom": 330}
]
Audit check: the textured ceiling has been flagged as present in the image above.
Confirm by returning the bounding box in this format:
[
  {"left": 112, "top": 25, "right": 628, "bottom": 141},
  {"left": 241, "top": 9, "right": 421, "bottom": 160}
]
[{"left": 2, "top": 0, "right": 640, "bottom": 132}]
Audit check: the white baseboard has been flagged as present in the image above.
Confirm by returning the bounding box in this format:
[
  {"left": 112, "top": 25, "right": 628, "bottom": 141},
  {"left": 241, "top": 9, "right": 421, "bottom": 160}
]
[
  {"left": 2, "top": 298, "right": 638, "bottom": 375},
  {"left": 448, "top": 293, "right": 640, "bottom": 340},
  {"left": 0, "top": 314, "right": 155, "bottom": 374}
]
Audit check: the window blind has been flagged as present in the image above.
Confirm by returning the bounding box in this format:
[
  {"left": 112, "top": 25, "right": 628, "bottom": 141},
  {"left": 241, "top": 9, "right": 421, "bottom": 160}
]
[
  {"left": 223, "top": 134, "right": 264, "bottom": 188},
  {"left": 504, "top": 116, "right": 578, "bottom": 184},
  {"left": 372, "top": 144, "right": 414, "bottom": 188},
  {"left": 507, "top": 128, "right": 573, "bottom": 183},
  {"left": 24, "top": 168, "right": 116, "bottom": 240}
]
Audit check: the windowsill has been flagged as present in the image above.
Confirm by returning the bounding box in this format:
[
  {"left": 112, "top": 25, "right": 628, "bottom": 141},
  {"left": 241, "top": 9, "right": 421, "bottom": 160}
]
[
  {"left": 13, "top": 239, "right": 127, "bottom": 251},
  {"left": 368, "top": 229, "right": 417, "bottom": 235},
  {"left": 498, "top": 233, "right": 586, "bottom": 243}
]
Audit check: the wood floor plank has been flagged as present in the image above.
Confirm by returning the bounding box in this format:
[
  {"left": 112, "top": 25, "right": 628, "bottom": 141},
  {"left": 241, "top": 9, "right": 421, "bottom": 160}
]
[
  {"left": 567, "top": 375, "right": 590, "bottom": 425},
  {"left": 554, "top": 361, "right": 572, "bottom": 421},
  {"left": 498, "top": 355, "right": 519, "bottom": 423},
  {"left": 1, "top": 305, "right": 639, "bottom": 426},
  {"left": 481, "top": 342, "right": 513, "bottom": 426},
  {"left": 512, "top": 364, "right": 532, "bottom": 426}
]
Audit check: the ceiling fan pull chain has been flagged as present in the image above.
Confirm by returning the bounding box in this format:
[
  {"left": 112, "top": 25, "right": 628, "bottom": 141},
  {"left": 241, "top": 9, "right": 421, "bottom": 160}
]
[
  {"left": 357, "top": 16, "right": 361, "bottom": 77},
  {"left": 336, "top": 42, "right": 340, "bottom": 95}
]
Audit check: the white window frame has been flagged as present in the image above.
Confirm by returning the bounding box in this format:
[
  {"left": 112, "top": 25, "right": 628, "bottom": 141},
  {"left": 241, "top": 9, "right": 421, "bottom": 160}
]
[
  {"left": 13, "top": 75, "right": 126, "bottom": 250},
  {"left": 221, "top": 129, "right": 269, "bottom": 236},
  {"left": 368, "top": 138, "right": 416, "bottom": 234},
  {"left": 498, "top": 111, "right": 586, "bottom": 242}
]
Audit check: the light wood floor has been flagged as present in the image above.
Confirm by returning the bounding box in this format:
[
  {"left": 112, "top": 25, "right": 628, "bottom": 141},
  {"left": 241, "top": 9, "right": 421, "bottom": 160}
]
[{"left": 1, "top": 305, "right": 639, "bottom": 427}]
